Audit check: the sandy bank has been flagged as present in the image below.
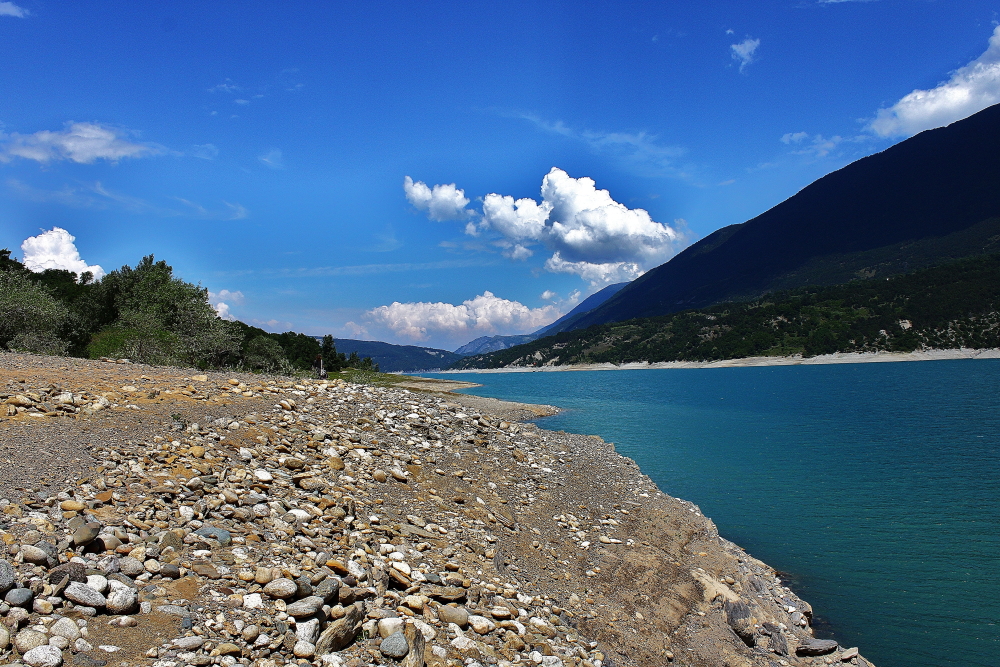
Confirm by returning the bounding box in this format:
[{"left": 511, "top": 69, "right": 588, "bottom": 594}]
[{"left": 434, "top": 347, "right": 1000, "bottom": 374}]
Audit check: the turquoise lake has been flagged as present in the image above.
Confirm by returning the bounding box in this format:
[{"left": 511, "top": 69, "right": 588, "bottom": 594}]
[{"left": 422, "top": 359, "right": 1000, "bottom": 667}]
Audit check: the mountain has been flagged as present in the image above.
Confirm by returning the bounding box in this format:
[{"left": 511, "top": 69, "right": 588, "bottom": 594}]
[
  {"left": 452, "top": 282, "right": 628, "bottom": 355},
  {"left": 450, "top": 252, "right": 1000, "bottom": 369},
  {"left": 569, "top": 103, "right": 1000, "bottom": 331},
  {"left": 329, "top": 338, "right": 464, "bottom": 372},
  {"left": 453, "top": 334, "right": 536, "bottom": 356}
]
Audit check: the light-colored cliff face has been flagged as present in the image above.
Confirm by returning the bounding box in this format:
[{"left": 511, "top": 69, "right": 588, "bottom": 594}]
[{"left": 0, "top": 352, "right": 872, "bottom": 667}]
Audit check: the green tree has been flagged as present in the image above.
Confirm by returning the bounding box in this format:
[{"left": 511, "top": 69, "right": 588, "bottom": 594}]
[{"left": 0, "top": 271, "right": 70, "bottom": 355}]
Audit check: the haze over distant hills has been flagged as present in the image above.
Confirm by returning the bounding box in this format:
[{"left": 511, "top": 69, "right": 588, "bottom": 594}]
[
  {"left": 328, "top": 339, "right": 464, "bottom": 372},
  {"left": 453, "top": 282, "right": 628, "bottom": 356},
  {"left": 566, "top": 103, "right": 1000, "bottom": 331}
]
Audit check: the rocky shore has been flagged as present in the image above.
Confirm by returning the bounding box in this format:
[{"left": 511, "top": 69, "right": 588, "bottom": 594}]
[{"left": 0, "top": 352, "right": 874, "bottom": 667}]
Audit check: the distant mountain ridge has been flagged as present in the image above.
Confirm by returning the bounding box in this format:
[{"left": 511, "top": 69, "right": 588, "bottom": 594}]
[
  {"left": 569, "top": 103, "right": 1000, "bottom": 330},
  {"left": 452, "top": 282, "right": 628, "bottom": 355},
  {"left": 323, "top": 338, "right": 464, "bottom": 372}
]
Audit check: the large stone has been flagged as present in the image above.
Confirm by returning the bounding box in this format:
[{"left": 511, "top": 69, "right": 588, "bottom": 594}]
[
  {"left": 379, "top": 617, "right": 405, "bottom": 638},
  {"left": 293, "top": 640, "right": 316, "bottom": 658},
  {"left": 286, "top": 596, "right": 324, "bottom": 618},
  {"left": 314, "top": 603, "right": 364, "bottom": 654},
  {"left": 425, "top": 586, "right": 466, "bottom": 602},
  {"left": 73, "top": 523, "right": 101, "bottom": 547},
  {"left": 15, "top": 628, "right": 50, "bottom": 653},
  {"left": 0, "top": 625, "right": 9, "bottom": 651},
  {"left": 296, "top": 617, "right": 322, "bottom": 645},
  {"left": 118, "top": 557, "right": 144, "bottom": 577},
  {"left": 5, "top": 587, "right": 33, "bottom": 608},
  {"left": 796, "top": 638, "right": 840, "bottom": 656},
  {"left": 192, "top": 562, "right": 220, "bottom": 579},
  {"left": 48, "top": 562, "right": 87, "bottom": 585},
  {"left": 0, "top": 559, "right": 15, "bottom": 595},
  {"left": 194, "top": 525, "right": 232, "bottom": 546},
  {"left": 105, "top": 587, "right": 138, "bottom": 614},
  {"left": 437, "top": 606, "right": 469, "bottom": 628},
  {"left": 263, "top": 577, "right": 298, "bottom": 599},
  {"left": 380, "top": 631, "right": 409, "bottom": 659},
  {"left": 49, "top": 617, "right": 81, "bottom": 642},
  {"left": 314, "top": 577, "right": 341, "bottom": 604},
  {"left": 64, "top": 582, "right": 107, "bottom": 608},
  {"left": 20, "top": 545, "right": 49, "bottom": 565},
  {"left": 22, "top": 644, "right": 64, "bottom": 667}
]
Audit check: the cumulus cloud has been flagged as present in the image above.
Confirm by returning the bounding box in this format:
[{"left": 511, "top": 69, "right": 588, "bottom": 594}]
[
  {"left": 208, "top": 289, "right": 245, "bottom": 321},
  {"left": 366, "top": 291, "right": 563, "bottom": 343},
  {"left": 871, "top": 26, "right": 1000, "bottom": 138},
  {"left": 404, "top": 176, "right": 471, "bottom": 221},
  {"left": 731, "top": 37, "right": 760, "bottom": 72},
  {"left": 479, "top": 168, "right": 683, "bottom": 284},
  {"left": 545, "top": 253, "right": 644, "bottom": 284},
  {"left": 540, "top": 290, "right": 557, "bottom": 301},
  {"left": 0, "top": 122, "right": 161, "bottom": 164},
  {"left": 0, "top": 2, "right": 26, "bottom": 17},
  {"left": 20, "top": 227, "right": 105, "bottom": 280}
]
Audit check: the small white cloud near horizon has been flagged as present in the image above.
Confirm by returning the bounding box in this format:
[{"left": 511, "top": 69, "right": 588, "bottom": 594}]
[
  {"left": 250, "top": 318, "right": 294, "bottom": 332},
  {"left": 870, "top": 25, "right": 1000, "bottom": 138},
  {"left": 0, "top": 122, "right": 160, "bottom": 164},
  {"left": 208, "top": 289, "right": 244, "bottom": 321},
  {"left": 0, "top": 2, "right": 27, "bottom": 17},
  {"left": 404, "top": 176, "right": 472, "bottom": 222},
  {"left": 365, "top": 291, "right": 565, "bottom": 344},
  {"left": 20, "top": 227, "right": 105, "bottom": 280},
  {"left": 731, "top": 37, "right": 761, "bottom": 73},
  {"left": 540, "top": 290, "right": 558, "bottom": 301}
]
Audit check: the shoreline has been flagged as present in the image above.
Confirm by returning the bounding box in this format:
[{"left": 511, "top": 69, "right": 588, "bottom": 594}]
[
  {"left": 0, "top": 351, "right": 873, "bottom": 667},
  {"left": 431, "top": 346, "right": 1000, "bottom": 373}
]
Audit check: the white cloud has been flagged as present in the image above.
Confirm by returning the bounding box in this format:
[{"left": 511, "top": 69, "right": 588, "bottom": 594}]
[
  {"left": 731, "top": 37, "right": 760, "bottom": 72},
  {"left": 503, "top": 244, "right": 533, "bottom": 261},
  {"left": 540, "top": 290, "right": 557, "bottom": 301},
  {"left": 213, "top": 302, "right": 236, "bottom": 321},
  {"left": 0, "top": 122, "right": 160, "bottom": 164},
  {"left": 0, "top": 2, "right": 26, "bottom": 17},
  {"left": 781, "top": 132, "right": 809, "bottom": 144},
  {"left": 871, "top": 26, "right": 1000, "bottom": 138},
  {"left": 250, "top": 318, "right": 294, "bottom": 332},
  {"left": 544, "top": 252, "right": 644, "bottom": 285},
  {"left": 208, "top": 289, "right": 245, "bottom": 307},
  {"left": 343, "top": 322, "right": 370, "bottom": 339},
  {"left": 412, "top": 168, "right": 685, "bottom": 285},
  {"left": 366, "top": 291, "right": 563, "bottom": 343},
  {"left": 208, "top": 80, "right": 240, "bottom": 93},
  {"left": 404, "top": 176, "right": 471, "bottom": 221},
  {"left": 20, "top": 227, "right": 105, "bottom": 280},
  {"left": 479, "top": 168, "right": 684, "bottom": 283},
  {"left": 258, "top": 148, "right": 284, "bottom": 169}
]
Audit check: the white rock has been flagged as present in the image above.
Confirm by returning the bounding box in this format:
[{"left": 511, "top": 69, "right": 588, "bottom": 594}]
[
  {"left": 378, "top": 617, "right": 404, "bottom": 638},
  {"left": 49, "top": 618, "right": 80, "bottom": 642},
  {"left": 22, "top": 645, "right": 63, "bottom": 667},
  {"left": 254, "top": 469, "right": 273, "bottom": 482},
  {"left": 85, "top": 575, "right": 109, "bottom": 594},
  {"left": 243, "top": 593, "right": 263, "bottom": 609}
]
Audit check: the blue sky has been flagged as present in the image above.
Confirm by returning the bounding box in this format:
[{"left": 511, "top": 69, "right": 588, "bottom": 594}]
[{"left": 2, "top": 1, "right": 1000, "bottom": 350}]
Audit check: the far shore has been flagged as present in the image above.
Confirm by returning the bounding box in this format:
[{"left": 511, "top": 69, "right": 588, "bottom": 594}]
[{"left": 422, "top": 346, "right": 1000, "bottom": 374}]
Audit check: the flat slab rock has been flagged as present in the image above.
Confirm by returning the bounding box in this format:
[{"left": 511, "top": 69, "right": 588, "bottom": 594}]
[{"left": 796, "top": 638, "right": 840, "bottom": 656}]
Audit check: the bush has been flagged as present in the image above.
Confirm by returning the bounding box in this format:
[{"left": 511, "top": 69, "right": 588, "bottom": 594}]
[{"left": 0, "top": 271, "right": 69, "bottom": 352}]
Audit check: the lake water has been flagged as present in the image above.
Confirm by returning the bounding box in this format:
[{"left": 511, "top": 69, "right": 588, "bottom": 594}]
[{"left": 422, "top": 360, "right": 1000, "bottom": 667}]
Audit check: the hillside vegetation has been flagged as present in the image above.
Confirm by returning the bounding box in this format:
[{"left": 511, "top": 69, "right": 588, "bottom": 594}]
[
  {"left": 451, "top": 253, "right": 1000, "bottom": 369},
  {"left": 0, "top": 250, "right": 374, "bottom": 373}
]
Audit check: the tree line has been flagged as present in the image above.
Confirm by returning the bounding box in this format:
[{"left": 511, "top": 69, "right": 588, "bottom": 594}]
[
  {"left": 452, "top": 252, "right": 1000, "bottom": 369},
  {"left": 0, "top": 250, "right": 376, "bottom": 373}
]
